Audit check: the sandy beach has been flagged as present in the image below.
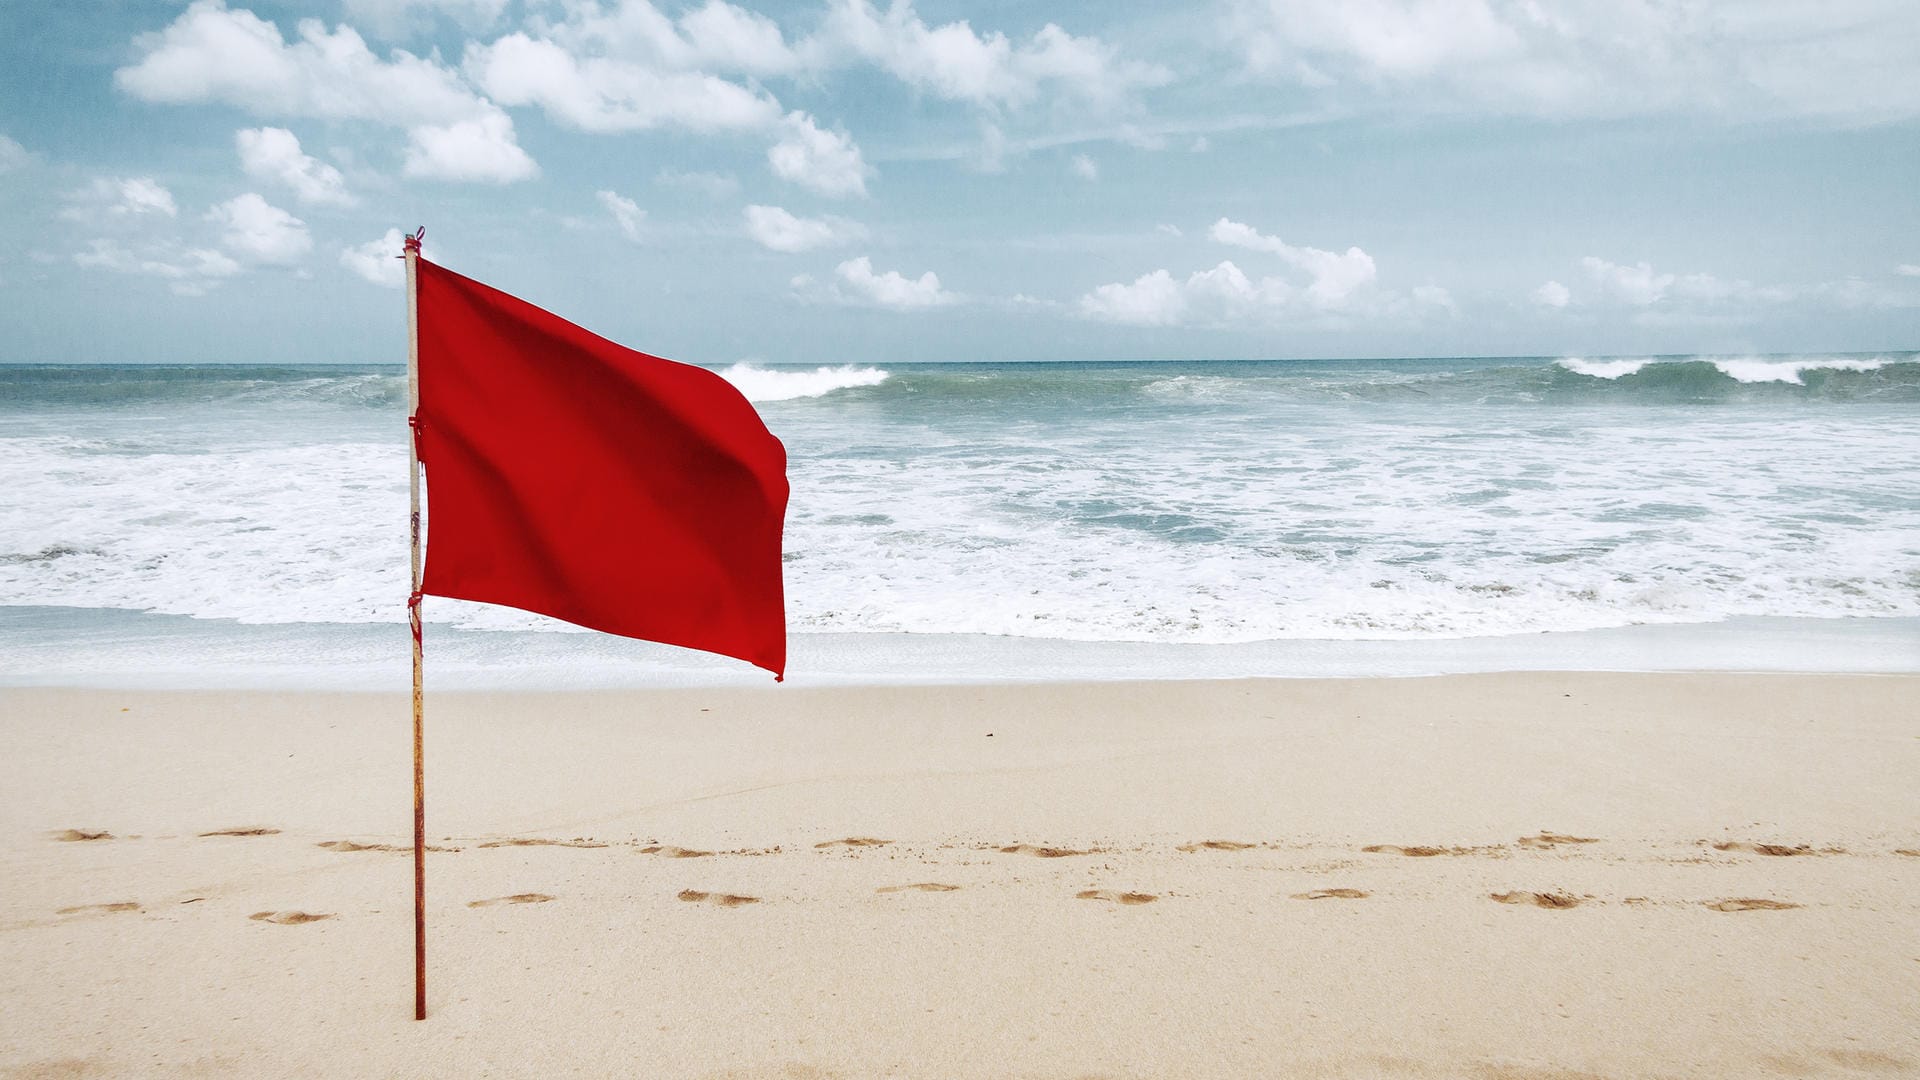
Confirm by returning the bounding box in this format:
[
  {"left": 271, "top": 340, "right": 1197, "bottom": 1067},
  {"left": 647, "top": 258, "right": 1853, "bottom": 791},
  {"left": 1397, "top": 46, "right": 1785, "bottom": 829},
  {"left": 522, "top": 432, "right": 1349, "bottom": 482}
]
[{"left": 3, "top": 672, "right": 1917, "bottom": 1078}]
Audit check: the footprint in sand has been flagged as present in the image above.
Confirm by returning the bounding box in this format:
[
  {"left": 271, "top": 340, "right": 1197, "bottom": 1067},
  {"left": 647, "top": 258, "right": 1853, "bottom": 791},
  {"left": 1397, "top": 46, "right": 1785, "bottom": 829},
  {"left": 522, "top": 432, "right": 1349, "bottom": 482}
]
[
  {"left": 677, "top": 889, "right": 760, "bottom": 907},
  {"left": 53, "top": 829, "right": 112, "bottom": 842},
  {"left": 1177, "top": 840, "right": 1257, "bottom": 852},
  {"left": 1292, "top": 888, "right": 1368, "bottom": 900},
  {"left": 468, "top": 893, "right": 554, "bottom": 907},
  {"left": 249, "top": 911, "right": 334, "bottom": 924},
  {"left": 1491, "top": 891, "right": 1583, "bottom": 909},
  {"left": 1076, "top": 890, "right": 1157, "bottom": 905},
  {"left": 317, "top": 839, "right": 459, "bottom": 853},
  {"left": 814, "top": 838, "right": 891, "bottom": 849},
  {"left": 1705, "top": 898, "right": 1801, "bottom": 912},
  {"left": 1363, "top": 844, "right": 1457, "bottom": 857},
  {"left": 1711, "top": 841, "right": 1837, "bottom": 857},
  {"left": 57, "top": 902, "right": 140, "bottom": 916},
  {"left": 639, "top": 845, "right": 713, "bottom": 858},
  {"left": 1000, "top": 844, "right": 1093, "bottom": 858},
  {"left": 1517, "top": 832, "right": 1599, "bottom": 850},
  {"left": 876, "top": 883, "right": 960, "bottom": 894},
  {"left": 199, "top": 827, "right": 280, "bottom": 837},
  {"left": 478, "top": 838, "right": 607, "bottom": 849}
]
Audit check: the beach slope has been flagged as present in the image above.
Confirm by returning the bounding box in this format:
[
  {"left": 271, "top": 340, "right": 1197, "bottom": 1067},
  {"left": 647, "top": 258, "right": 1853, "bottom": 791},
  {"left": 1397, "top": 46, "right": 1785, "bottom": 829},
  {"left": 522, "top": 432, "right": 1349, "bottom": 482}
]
[{"left": 3, "top": 673, "right": 1917, "bottom": 1078}]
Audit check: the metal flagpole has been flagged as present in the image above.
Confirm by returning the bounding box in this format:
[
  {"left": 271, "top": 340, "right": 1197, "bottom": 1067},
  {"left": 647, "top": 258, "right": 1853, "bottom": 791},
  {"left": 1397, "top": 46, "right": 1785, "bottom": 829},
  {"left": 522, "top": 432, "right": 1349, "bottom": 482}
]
[{"left": 402, "top": 227, "right": 427, "bottom": 1021}]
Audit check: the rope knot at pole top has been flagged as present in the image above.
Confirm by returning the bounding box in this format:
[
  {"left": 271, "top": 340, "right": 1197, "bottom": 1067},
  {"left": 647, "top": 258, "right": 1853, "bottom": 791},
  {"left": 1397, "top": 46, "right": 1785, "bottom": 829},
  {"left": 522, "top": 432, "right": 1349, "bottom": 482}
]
[{"left": 403, "top": 227, "right": 425, "bottom": 255}]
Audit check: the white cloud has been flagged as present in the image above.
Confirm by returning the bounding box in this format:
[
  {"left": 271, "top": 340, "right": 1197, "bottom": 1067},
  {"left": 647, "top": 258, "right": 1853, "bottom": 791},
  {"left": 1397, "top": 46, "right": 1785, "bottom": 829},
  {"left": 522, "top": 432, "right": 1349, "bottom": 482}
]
[
  {"left": 768, "top": 111, "right": 870, "bottom": 197},
  {"left": 1079, "top": 260, "right": 1296, "bottom": 326},
  {"left": 0, "top": 134, "right": 31, "bottom": 172},
  {"left": 60, "top": 177, "right": 179, "bottom": 222},
  {"left": 117, "top": 1, "right": 536, "bottom": 182},
  {"left": 1580, "top": 256, "right": 1674, "bottom": 305},
  {"left": 1412, "top": 283, "right": 1456, "bottom": 314},
  {"left": 1209, "top": 217, "right": 1376, "bottom": 307},
  {"left": 74, "top": 238, "right": 242, "bottom": 296},
  {"left": 340, "top": 227, "right": 433, "bottom": 287},
  {"left": 1227, "top": 0, "right": 1920, "bottom": 122},
  {"left": 1156, "top": 224, "right": 1183, "bottom": 237},
  {"left": 744, "top": 205, "right": 867, "bottom": 252},
  {"left": 1897, "top": 264, "right": 1920, "bottom": 277},
  {"left": 236, "top": 127, "right": 354, "bottom": 205},
  {"left": 1071, "top": 153, "right": 1099, "bottom": 180},
  {"left": 532, "top": 0, "right": 807, "bottom": 78},
  {"left": 342, "top": 0, "right": 508, "bottom": 39},
  {"left": 463, "top": 31, "right": 782, "bottom": 134},
  {"left": 403, "top": 112, "right": 539, "bottom": 182},
  {"left": 597, "top": 189, "right": 646, "bottom": 241},
  {"left": 1531, "top": 279, "right": 1571, "bottom": 308},
  {"left": 830, "top": 255, "right": 954, "bottom": 309},
  {"left": 1079, "top": 268, "right": 1189, "bottom": 326},
  {"left": 823, "top": 0, "right": 1168, "bottom": 109},
  {"left": 207, "top": 193, "right": 311, "bottom": 265},
  {"left": 655, "top": 168, "right": 740, "bottom": 198}
]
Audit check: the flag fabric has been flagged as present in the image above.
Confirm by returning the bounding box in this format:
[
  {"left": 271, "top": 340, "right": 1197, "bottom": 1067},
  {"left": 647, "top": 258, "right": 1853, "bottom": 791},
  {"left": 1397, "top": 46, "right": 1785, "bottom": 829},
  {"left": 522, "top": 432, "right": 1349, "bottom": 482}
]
[{"left": 412, "top": 256, "right": 789, "bottom": 678}]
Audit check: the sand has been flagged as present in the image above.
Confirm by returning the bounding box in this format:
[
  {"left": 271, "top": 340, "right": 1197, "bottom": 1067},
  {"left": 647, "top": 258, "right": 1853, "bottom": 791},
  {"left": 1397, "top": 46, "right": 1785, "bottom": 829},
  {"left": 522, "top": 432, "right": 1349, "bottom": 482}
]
[{"left": 2, "top": 672, "right": 1918, "bottom": 1078}]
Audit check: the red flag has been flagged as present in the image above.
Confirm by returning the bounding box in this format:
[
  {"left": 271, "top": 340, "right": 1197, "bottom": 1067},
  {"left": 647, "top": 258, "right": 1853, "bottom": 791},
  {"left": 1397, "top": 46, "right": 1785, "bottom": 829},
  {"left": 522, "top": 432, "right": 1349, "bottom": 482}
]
[{"left": 412, "top": 257, "right": 788, "bottom": 678}]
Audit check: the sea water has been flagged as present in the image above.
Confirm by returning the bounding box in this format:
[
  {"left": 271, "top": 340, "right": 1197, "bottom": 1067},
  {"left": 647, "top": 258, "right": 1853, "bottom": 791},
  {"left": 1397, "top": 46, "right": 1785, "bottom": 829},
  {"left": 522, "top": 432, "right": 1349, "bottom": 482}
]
[{"left": 3, "top": 355, "right": 1917, "bottom": 686}]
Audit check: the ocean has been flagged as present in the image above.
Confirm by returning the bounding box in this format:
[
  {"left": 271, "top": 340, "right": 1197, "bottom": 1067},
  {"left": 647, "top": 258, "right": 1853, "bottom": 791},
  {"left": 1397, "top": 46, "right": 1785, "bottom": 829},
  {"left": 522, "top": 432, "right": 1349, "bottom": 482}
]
[{"left": 3, "top": 354, "right": 1918, "bottom": 686}]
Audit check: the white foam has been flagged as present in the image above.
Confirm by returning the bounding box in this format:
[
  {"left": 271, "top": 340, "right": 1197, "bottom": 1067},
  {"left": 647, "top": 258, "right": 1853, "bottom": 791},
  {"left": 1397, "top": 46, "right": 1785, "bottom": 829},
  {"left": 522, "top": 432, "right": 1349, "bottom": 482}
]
[
  {"left": 716, "top": 363, "right": 887, "bottom": 402},
  {"left": 1557, "top": 357, "right": 1649, "bottom": 379},
  {"left": 1712, "top": 357, "right": 1887, "bottom": 384},
  {"left": 4, "top": 362, "right": 1917, "bottom": 648}
]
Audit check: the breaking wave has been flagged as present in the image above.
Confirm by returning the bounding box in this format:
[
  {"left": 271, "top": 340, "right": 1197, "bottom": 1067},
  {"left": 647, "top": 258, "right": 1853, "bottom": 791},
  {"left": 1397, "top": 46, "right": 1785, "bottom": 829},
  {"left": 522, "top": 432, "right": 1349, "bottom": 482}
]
[{"left": 716, "top": 363, "right": 889, "bottom": 402}]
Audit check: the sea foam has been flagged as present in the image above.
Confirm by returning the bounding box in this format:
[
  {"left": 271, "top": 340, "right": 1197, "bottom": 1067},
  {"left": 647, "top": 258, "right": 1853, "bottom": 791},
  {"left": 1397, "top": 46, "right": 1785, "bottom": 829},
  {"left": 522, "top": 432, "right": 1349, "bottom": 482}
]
[{"left": 717, "top": 363, "right": 888, "bottom": 402}]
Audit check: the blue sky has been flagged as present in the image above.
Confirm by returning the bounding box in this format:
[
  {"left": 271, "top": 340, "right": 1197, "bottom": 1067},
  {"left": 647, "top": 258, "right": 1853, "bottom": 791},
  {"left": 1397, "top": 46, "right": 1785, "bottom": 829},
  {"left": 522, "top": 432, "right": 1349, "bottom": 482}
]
[{"left": 3, "top": 0, "right": 1917, "bottom": 364}]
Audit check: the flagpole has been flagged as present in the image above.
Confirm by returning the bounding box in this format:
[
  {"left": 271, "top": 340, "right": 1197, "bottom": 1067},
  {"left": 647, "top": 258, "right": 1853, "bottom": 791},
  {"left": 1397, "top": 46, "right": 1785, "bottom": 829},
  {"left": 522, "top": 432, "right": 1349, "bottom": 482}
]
[{"left": 403, "top": 227, "right": 427, "bottom": 1022}]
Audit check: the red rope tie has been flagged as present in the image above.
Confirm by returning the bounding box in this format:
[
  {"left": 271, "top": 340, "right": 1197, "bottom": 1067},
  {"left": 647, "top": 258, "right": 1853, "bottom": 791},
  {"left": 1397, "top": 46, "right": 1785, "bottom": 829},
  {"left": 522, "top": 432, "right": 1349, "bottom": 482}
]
[
  {"left": 407, "top": 590, "right": 424, "bottom": 645},
  {"left": 402, "top": 226, "right": 425, "bottom": 255}
]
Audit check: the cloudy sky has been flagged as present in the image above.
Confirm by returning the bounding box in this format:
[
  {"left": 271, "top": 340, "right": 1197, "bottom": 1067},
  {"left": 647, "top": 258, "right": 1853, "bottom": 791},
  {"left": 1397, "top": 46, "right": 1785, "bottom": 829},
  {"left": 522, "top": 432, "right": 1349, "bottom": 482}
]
[{"left": 3, "top": 0, "right": 1917, "bottom": 364}]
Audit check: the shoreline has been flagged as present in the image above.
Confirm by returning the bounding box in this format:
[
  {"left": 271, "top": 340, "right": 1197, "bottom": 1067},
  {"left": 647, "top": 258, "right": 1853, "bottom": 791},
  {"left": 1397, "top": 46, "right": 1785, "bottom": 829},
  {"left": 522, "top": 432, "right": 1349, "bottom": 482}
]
[
  {"left": 5, "top": 672, "right": 1917, "bottom": 1077},
  {"left": 4, "top": 606, "right": 1917, "bottom": 689}
]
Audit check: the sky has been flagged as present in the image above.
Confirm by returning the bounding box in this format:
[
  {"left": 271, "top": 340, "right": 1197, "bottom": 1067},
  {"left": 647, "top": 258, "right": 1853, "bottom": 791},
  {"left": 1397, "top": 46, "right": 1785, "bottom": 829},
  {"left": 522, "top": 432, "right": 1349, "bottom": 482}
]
[{"left": 2, "top": 0, "right": 1918, "bottom": 365}]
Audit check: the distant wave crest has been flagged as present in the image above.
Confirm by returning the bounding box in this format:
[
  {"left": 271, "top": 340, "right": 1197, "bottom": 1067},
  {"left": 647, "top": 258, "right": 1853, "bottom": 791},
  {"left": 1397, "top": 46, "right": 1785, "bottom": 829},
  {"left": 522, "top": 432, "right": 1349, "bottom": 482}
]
[
  {"left": 1559, "top": 355, "right": 1891, "bottom": 385},
  {"left": 716, "top": 363, "right": 889, "bottom": 402}
]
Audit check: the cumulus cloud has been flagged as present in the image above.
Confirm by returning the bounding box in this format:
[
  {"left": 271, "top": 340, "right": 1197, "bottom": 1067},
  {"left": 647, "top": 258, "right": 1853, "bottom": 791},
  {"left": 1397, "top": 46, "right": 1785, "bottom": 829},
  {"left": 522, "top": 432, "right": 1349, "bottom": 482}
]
[
  {"left": 236, "top": 127, "right": 354, "bottom": 205},
  {"left": 768, "top": 111, "right": 870, "bottom": 197},
  {"left": 206, "top": 193, "right": 311, "bottom": 265},
  {"left": 825, "top": 255, "right": 955, "bottom": 309},
  {"left": 1226, "top": 0, "right": 1920, "bottom": 122},
  {"left": 1532, "top": 279, "right": 1571, "bottom": 308},
  {"left": 116, "top": 1, "right": 536, "bottom": 183},
  {"left": 462, "top": 30, "right": 782, "bottom": 133},
  {"left": 402, "top": 112, "right": 538, "bottom": 182},
  {"left": 531, "top": 0, "right": 808, "bottom": 78},
  {"left": 1079, "top": 261, "right": 1296, "bottom": 326},
  {"left": 744, "top": 205, "right": 866, "bottom": 252},
  {"left": 1579, "top": 257, "right": 1673, "bottom": 305},
  {"left": 342, "top": 0, "right": 508, "bottom": 39},
  {"left": 340, "top": 227, "right": 433, "bottom": 287},
  {"left": 1071, "top": 153, "right": 1098, "bottom": 180},
  {"left": 59, "top": 177, "right": 180, "bottom": 223},
  {"left": 1208, "top": 217, "right": 1376, "bottom": 307},
  {"left": 597, "top": 189, "right": 645, "bottom": 241},
  {"left": 823, "top": 0, "right": 1168, "bottom": 109},
  {"left": 74, "top": 238, "right": 242, "bottom": 296}
]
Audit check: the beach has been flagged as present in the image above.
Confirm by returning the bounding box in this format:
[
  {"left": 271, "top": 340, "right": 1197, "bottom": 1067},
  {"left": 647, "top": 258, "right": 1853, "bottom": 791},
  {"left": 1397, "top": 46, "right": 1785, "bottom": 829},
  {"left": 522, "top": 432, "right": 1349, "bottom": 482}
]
[{"left": 6, "top": 672, "right": 1918, "bottom": 1078}]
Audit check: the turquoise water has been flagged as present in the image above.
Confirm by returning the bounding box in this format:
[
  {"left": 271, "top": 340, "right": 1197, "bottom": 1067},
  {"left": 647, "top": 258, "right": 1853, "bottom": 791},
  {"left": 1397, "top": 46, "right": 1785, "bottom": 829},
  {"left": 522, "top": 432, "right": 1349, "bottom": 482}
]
[{"left": 3, "top": 354, "right": 1917, "bottom": 684}]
